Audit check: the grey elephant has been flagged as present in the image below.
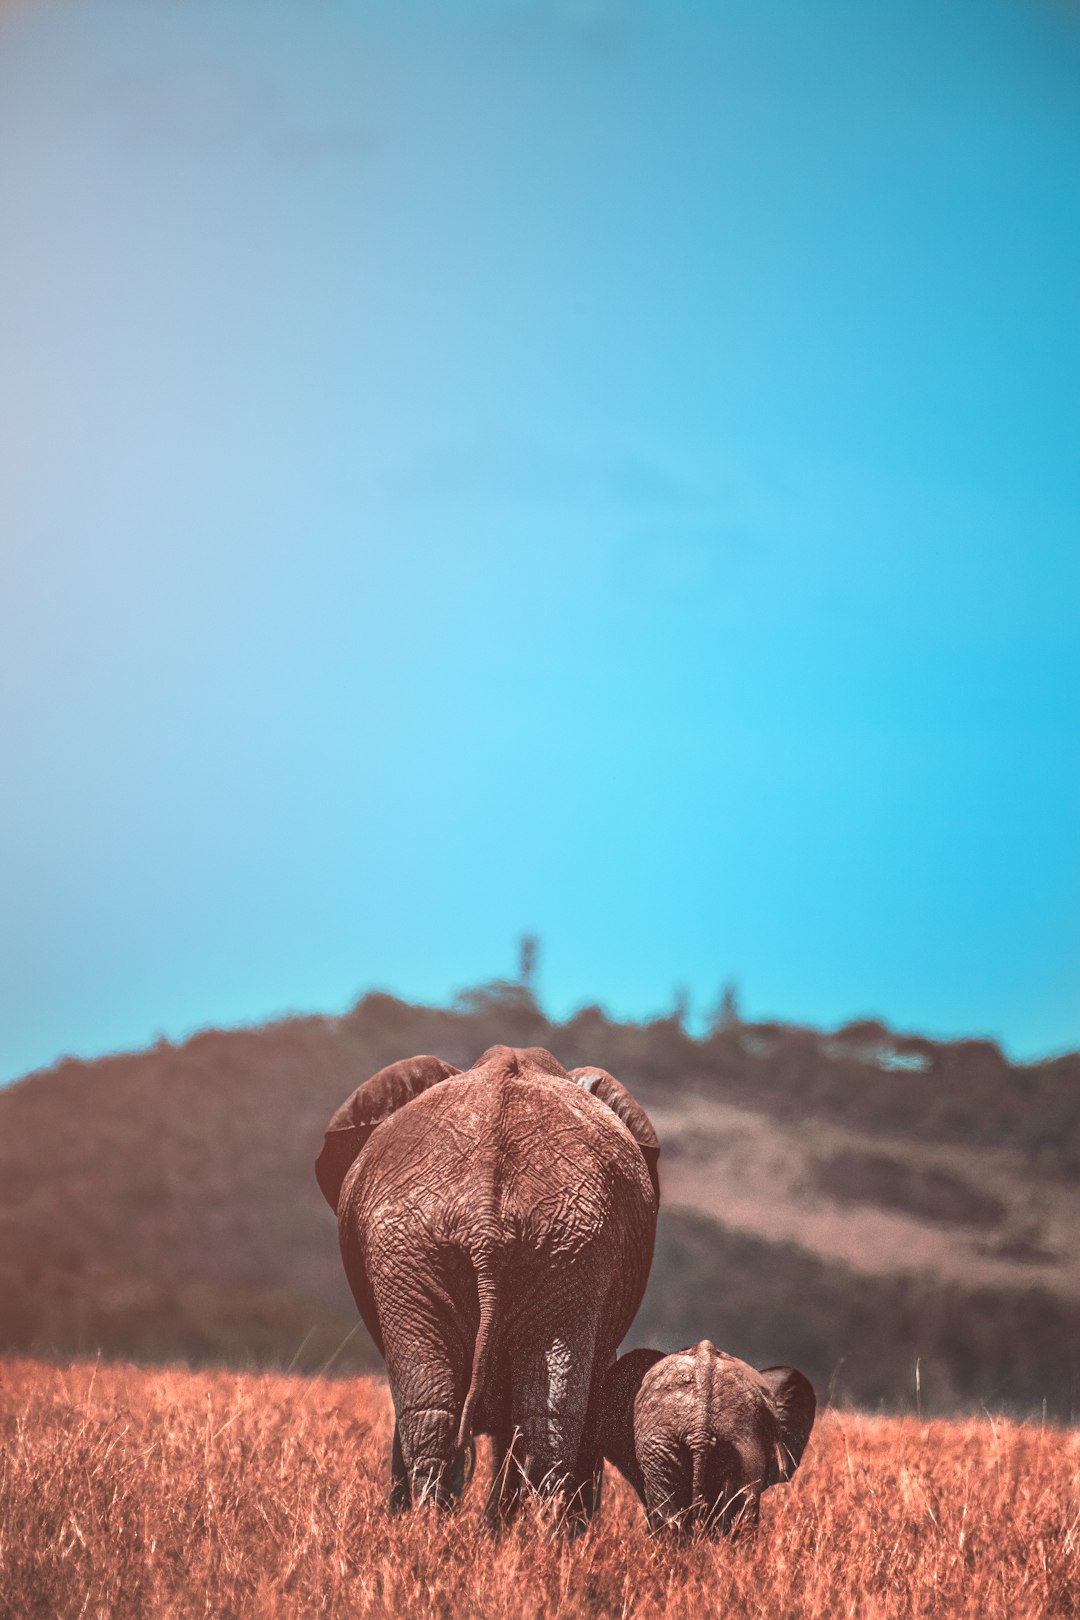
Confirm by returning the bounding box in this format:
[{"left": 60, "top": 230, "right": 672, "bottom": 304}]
[
  {"left": 315, "top": 1045, "right": 660, "bottom": 1524},
  {"left": 597, "top": 1340, "right": 815, "bottom": 1532}
]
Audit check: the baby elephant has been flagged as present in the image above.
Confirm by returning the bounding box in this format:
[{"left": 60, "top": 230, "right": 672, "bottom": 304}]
[{"left": 598, "top": 1341, "right": 815, "bottom": 1533}]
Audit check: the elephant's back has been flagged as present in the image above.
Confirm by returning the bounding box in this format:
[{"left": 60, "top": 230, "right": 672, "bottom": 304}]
[
  {"left": 345, "top": 1067, "right": 654, "bottom": 1270},
  {"left": 491, "top": 1072, "right": 652, "bottom": 1253},
  {"left": 491, "top": 1073, "right": 657, "bottom": 1344}
]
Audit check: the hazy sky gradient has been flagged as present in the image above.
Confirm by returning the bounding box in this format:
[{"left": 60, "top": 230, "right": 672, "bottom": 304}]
[{"left": 2, "top": 0, "right": 1078, "bottom": 1081}]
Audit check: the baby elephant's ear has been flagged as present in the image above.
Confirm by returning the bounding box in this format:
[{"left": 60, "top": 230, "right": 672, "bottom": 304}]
[
  {"left": 315, "top": 1055, "right": 461, "bottom": 1212},
  {"left": 760, "top": 1367, "right": 817, "bottom": 1486}
]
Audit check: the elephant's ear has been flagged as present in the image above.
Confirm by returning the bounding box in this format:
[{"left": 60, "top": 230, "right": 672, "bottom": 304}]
[
  {"left": 315, "top": 1055, "right": 462, "bottom": 1212},
  {"left": 760, "top": 1366, "right": 816, "bottom": 1486},
  {"left": 570, "top": 1068, "right": 661, "bottom": 1203},
  {"left": 597, "top": 1348, "right": 666, "bottom": 1498}
]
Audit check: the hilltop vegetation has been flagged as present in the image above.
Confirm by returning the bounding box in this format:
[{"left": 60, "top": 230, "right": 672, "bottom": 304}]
[{"left": 1, "top": 986, "right": 1078, "bottom": 1416}]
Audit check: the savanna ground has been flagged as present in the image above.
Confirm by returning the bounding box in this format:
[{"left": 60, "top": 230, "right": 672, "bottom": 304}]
[{"left": 0, "top": 1361, "right": 1076, "bottom": 1620}]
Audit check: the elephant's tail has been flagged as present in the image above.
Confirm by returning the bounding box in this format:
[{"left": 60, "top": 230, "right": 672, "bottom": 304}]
[
  {"left": 691, "top": 1444, "right": 707, "bottom": 1520},
  {"left": 456, "top": 1258, "right": 498, "bottom": 1453}
]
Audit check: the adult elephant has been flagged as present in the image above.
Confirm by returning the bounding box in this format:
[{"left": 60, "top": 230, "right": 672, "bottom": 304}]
[{"left": 315, "top": 1044, "right": 659, "bottom": 1524}]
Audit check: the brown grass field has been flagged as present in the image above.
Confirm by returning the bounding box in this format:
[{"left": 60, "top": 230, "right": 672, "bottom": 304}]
[{"left": 0, "top": 1361, "right": 1076, "bottom": 1619}]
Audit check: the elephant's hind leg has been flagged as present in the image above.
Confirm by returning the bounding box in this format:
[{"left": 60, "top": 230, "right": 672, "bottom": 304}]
[
  {"left": 510, "top": 1329, "right": 594, "bottom": 1525},
  {"left": 384, "top": 1325, "right": 469, "bottom": 1509},
  {"left": 376, "top": 1254, "right": 472, "bottom": 1511},
  {"left": 393, "top": 1402, "right": 467, "bottom": 1509}
]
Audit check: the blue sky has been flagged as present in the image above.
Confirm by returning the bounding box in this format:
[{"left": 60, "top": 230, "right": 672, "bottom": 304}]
[{"left": 1, "top": 0, "right": 1077, "bottom": 1081}]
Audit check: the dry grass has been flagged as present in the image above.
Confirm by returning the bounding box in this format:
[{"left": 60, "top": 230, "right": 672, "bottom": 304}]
[{"left": 0, "top": 1360, "right": 1076, "bottom": 1620}]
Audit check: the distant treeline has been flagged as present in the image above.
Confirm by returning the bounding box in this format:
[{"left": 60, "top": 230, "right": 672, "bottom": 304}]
[{"left": 344, "top": 985, "right": 1080, "bottom": 1175}]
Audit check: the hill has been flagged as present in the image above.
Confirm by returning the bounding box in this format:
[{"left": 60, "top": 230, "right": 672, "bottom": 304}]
[
  {"left": 1, "top": 1359, "right": 1075, "bottom": 1619},
  {"left": 1, "top": 986, "right": 1078, "bottom": 1416}
]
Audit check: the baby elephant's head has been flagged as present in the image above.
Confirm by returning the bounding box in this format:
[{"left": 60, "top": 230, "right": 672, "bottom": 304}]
[{"left": 598, "top": 1341, "right": 816, "bottom": 1534}]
